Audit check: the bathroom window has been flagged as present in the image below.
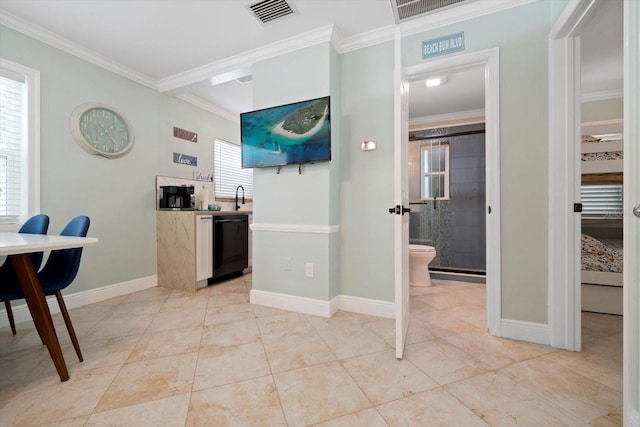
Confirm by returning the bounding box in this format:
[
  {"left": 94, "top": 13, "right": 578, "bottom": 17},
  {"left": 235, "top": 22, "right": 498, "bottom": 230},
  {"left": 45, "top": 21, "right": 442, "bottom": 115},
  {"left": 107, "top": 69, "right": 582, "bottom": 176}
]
[{"left": 421, "top": 144, "right": 449, "bottom": 200}]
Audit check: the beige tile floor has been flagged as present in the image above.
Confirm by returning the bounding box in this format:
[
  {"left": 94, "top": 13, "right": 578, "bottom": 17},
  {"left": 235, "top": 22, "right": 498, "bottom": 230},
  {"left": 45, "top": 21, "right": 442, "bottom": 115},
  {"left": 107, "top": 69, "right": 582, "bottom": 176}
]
[{"left": 0, "top": 275, "right": 623, "bottom": 426}]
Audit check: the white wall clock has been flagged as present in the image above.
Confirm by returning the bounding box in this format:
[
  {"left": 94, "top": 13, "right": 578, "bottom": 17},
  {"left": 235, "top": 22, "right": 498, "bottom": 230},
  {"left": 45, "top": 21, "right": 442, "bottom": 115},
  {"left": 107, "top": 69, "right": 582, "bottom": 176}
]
[{"left": 70, "top": 103, "right": 134, "bottom": 158}]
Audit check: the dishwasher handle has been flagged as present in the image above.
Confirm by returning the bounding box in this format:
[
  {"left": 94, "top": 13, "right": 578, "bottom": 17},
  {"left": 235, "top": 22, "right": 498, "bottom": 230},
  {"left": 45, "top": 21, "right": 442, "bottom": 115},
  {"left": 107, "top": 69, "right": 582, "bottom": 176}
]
[{"left": 215, "top": 219, "right": 247, "bottom": 224}]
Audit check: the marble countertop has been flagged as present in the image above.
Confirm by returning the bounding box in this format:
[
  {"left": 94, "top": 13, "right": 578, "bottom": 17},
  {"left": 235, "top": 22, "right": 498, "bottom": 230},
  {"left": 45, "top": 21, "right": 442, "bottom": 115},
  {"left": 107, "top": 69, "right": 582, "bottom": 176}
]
[{"left": 156, "top": 210, "right": 252, "bottom": 216}]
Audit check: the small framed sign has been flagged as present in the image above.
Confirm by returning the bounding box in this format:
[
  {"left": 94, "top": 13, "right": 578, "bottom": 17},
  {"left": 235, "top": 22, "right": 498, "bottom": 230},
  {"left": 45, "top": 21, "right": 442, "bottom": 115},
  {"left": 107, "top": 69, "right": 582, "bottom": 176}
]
[
  {"left": 173, "top": 126, "right": 198, "bottom": 143},
  {"left": 422, "top": 32, "right": 465, "bottom": 60},
  {"left": 173, "top": 152, "right": 197, "bottom": 166},
  {"left": 194, "top": 171, "right": 214, "bottom": 182}
]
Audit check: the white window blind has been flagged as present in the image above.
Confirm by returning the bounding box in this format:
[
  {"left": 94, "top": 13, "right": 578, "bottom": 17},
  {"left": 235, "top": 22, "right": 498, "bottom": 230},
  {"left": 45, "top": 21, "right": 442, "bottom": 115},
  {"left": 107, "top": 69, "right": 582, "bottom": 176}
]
[
  {"left": 0, "top": 72, "right": 26, "bottom": 222},
  {"left": 214, "top": 139, "right": 253, "bottom": 199},
  {"left": 581, "top": 184, "right": 623, "bottom": 217}
]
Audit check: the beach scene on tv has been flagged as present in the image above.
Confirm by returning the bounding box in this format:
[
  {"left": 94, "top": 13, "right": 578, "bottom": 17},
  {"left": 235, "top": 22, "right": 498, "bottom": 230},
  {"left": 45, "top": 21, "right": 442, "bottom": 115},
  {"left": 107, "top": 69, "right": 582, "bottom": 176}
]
[{"left": 241, "top": 97, "right": 331, "bottom": 168}]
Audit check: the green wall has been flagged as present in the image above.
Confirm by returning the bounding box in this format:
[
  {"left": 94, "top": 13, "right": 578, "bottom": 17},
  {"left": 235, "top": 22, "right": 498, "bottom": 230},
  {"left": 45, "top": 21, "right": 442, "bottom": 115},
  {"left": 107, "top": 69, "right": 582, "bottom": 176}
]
[
  {"left": 403, "top": 1, "right": 558, "bottom": 323},
  {"left": 0, "top": 25, "right": 238, "bottom": 293},
  {"left": 339, "top": 41, "right": 396, "bottom": 302},
  {"left": 251, "top": 43, "right": 341, "bottom": 300}
]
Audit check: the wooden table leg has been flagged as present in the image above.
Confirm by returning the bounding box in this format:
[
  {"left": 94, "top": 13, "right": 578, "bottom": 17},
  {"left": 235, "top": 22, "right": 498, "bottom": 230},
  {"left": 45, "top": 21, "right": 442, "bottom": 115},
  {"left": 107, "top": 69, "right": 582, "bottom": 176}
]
[{"left": 10, "top": 254, "right": 70, "bottom": 382}]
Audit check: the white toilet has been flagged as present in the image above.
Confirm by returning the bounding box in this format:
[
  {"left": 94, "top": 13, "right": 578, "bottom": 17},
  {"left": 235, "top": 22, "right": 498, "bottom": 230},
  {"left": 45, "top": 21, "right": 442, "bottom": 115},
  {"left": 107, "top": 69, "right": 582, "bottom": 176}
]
[{"left": 409, "top": 244, "right": 436, "bottom": 286}]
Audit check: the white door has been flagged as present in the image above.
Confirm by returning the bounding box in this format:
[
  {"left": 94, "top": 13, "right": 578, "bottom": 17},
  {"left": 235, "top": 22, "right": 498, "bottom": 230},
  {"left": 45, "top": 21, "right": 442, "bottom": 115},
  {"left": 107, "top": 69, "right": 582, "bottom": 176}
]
[
  {"left": 394, "top": 29, "right": 410, "bottom": 359},
  {"left": 623, "top": 0, "right": 640, "bottom": 423}
]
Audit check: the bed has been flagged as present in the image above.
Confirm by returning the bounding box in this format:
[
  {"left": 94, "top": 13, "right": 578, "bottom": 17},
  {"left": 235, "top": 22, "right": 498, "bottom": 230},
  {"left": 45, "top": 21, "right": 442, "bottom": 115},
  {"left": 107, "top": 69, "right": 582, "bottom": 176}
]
[
  {"left": 581, "top": 121, "right": 623, "bottom": 184},
  {"left": 581, "top": 233, "right": 623, "bottom": 315}
]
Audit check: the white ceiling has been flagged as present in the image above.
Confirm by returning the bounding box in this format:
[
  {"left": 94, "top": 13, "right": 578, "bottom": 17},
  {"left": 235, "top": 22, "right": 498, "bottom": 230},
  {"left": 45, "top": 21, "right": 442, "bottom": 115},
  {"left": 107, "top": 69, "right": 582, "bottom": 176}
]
[{"left": 0, "top": 0, "right": 623, "bottom": 121}]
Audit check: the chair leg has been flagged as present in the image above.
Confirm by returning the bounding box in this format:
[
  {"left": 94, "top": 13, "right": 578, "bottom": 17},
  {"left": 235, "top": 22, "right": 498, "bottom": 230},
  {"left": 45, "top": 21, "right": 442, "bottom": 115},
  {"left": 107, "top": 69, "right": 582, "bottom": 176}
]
[
  {"left": 53, "top": 291, "right": 83, "bottom": 362},
  {"left": 4, "top": 301, "right": 17, "bottom": 335}
]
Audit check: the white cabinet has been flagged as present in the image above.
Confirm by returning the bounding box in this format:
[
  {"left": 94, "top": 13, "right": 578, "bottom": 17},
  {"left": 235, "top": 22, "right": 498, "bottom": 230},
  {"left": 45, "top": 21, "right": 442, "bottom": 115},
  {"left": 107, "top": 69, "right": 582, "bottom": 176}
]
[{"left": 196, "top": 215, "right": 213, "bottom": 284}]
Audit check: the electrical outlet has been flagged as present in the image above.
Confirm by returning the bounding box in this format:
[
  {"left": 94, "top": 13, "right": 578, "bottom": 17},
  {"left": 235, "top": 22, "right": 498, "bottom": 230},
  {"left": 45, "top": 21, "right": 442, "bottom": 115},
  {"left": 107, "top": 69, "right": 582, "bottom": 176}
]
[
  {"left": 305, "top": 262, "right": 314, "bottom": 278},
  {"left": 284, "top": 257, "right": 291, "bottom": 271}
]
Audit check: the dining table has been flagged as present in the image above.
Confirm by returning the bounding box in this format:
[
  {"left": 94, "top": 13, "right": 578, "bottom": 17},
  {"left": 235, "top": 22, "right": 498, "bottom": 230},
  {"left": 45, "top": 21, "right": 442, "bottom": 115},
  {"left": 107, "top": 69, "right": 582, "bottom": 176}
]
[{"left": 0, "top": 232, "right": 98, "bottom": 382}]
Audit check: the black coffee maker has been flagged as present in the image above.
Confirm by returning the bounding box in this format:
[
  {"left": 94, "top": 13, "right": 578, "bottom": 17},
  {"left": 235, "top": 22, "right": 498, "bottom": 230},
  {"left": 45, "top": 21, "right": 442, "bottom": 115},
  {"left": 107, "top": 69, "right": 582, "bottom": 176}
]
[{"left": 159, "top": 185, "right": 194, "bottom": 210}]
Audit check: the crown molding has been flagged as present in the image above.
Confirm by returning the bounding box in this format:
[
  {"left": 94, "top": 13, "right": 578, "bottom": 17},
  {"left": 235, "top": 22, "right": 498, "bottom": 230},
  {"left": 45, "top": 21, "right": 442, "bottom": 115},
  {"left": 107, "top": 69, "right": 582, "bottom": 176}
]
[
  {"left": 399, "top": 0, "right": 539, "bottom": 37},
  {"left": 0, "top": 11, "right": 158, "bottom": 90},
  {"left": 158, "top": 24, "right": 338, "bottom": 93},
  {"left": 581, "top": 88, "right": 624, "bottom": 102},
  {"left": 176, "top": 94, "right": 239, "bottom": 124},
  {"left": 340, "top": 25, "right": 396, "bottom": 53},
  {"left": 409, "top": 108, "right": 485, "bottom": 126}
]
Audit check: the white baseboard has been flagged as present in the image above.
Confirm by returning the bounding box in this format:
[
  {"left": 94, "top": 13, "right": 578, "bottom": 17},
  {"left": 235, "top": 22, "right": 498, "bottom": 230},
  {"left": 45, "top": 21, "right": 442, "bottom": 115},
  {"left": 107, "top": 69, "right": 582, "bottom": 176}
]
[
  {"left": 336, "top": 295, "right": 395, "bottom": 319},
  {"left": 500, "top": 318, "right": 550, "bottom": 345},
  {"left": 0, "top": 275, "right": 158, "bottom": 328},
  {"left": 250, "top": 289, "right": 394, "bottom": 319}
]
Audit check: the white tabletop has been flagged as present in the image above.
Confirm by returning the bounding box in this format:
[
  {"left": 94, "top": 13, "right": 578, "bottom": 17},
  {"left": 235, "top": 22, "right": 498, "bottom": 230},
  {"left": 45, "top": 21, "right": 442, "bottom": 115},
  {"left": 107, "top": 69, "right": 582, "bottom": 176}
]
[{"left": 0, "top": 232, "right": 99, "bottom": 256}]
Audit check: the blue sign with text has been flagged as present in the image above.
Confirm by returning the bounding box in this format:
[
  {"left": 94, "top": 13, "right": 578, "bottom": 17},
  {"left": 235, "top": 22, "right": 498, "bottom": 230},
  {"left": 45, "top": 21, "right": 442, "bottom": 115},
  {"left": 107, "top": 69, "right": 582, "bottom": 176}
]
[
  {"left": 173, "top": 152, "right": 197, "bottom": 166},
  {"left": 422, "top": 32, "right": 465, "bottom": 60}
]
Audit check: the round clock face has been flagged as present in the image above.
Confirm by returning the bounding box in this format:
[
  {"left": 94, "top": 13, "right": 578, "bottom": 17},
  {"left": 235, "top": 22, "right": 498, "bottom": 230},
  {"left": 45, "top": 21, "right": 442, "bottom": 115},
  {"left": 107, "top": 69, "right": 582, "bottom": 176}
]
[{"left": 70, "top": 103, "right": 134, "bottom": 158}]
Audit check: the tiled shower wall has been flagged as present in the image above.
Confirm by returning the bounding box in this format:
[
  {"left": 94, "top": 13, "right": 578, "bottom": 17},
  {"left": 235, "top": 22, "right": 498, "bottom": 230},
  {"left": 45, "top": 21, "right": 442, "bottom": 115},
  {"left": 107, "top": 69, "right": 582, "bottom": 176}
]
[{"left": 409, "top": 127, "right": 486, "bottom": 271}]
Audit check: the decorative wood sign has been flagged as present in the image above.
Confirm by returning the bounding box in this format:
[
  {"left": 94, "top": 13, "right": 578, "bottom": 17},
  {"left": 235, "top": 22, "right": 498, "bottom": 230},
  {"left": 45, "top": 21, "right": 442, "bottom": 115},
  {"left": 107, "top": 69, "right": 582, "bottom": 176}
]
[
  {"left": 173, "top": 152, "right": 197, "bottom": 166},
  {"left": 173, "top": 126, "right": 198, "bottom": 143},
  {"left": 194, "top": 171, "right": 214, "bottom": 182}
]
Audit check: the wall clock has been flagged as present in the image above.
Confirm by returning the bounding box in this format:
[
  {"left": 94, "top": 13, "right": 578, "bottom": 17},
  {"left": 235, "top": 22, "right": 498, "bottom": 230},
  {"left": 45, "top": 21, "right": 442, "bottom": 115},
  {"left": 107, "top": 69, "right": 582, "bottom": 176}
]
[{"left": 70, "top": 103, "right": 134, "bottom": 158}]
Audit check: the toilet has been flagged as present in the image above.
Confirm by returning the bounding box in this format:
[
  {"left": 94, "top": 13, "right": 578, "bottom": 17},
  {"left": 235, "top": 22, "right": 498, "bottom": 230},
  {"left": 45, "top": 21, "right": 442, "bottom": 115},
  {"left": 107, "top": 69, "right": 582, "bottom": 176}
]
[{"left": 409, "top": 244, "right": 436, "bottom": 286}]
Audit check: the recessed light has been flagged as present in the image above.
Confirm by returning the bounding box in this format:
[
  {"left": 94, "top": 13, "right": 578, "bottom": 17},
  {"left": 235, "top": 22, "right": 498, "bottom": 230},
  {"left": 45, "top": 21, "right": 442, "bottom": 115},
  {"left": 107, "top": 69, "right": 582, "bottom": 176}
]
[{"left": 425, "top": 75, "right": 448, "bottom": 87}]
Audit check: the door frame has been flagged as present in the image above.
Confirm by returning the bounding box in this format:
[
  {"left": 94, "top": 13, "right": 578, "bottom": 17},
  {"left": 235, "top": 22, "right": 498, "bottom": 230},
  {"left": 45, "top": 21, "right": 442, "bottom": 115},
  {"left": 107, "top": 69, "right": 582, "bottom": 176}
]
[
  {"left": 404, "top": 47, "right": 502, "bottom": 336},
  {"left": 549, "top": 0, "right": 639, "bottom": 423},
  {"left": 623, "top": 0, "right": 640, "bottom": 424}
]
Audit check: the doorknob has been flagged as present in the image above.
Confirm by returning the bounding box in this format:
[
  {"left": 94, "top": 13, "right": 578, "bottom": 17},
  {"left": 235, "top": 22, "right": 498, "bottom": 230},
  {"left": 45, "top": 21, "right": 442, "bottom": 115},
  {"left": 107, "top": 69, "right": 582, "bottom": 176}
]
[{"left": 634, "top": 203, "right": 640, "bottom": 218}]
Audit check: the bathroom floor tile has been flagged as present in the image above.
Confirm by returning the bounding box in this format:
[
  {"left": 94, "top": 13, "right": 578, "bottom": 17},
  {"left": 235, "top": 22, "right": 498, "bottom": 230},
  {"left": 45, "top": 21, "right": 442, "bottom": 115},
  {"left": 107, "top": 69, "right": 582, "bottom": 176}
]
[
  {"left": 0, "top": 275, "right": 623, "bottom": 426},
  {"left": 273, "top": 361, "right": 371, "bottom": 426},
  {"left": 446, "top": 371, "right": 584, "bottom": 426},
  {"left": 405, "top": 339, "right": 490, "bottom": 385},
  {"left": 442, "top": 331, "right": 554, "bottom": 369},
  {"left": 192, "top": 341, "right": 271, "bottom": 391},
  {"left": 86, "top": 394, "right": 190, "bottom": 427},
  {"left": 341, "top": 349, "right": 439, "bottom": 405},
  {"left": 95, "top": 352, "right": 198, "bottom": 412},
  {"left": 127, "top": 327, "right": 202, "bottom": 361},
  {"left": 186, "top": 376, "right": 286, "bottom": 426},
  {"left": 500, "top": 357, "right": 622, "bottom": 423},
  {"left": 312, "top": 408, "right": 388, "bottom": 427},
  {"left": 376, "top": 388, "right": 487, "bottom": 426},
  {"left": 262, "top": 331, "right": 336, "bottom": 373}
]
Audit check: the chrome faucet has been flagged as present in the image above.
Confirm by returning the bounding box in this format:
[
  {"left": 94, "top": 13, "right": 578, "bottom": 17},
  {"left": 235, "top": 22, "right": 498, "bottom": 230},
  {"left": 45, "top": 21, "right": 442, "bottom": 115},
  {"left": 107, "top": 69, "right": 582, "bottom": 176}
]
[{"left": 235, "top": 185, "right": 245, "bottom": 211}]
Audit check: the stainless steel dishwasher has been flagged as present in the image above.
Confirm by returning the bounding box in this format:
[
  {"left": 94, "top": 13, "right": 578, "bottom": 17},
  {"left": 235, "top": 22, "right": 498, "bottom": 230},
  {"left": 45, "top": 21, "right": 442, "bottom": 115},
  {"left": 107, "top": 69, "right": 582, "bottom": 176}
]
[{"left": 212, "top": 214, "right": 249, "bottom": 280}]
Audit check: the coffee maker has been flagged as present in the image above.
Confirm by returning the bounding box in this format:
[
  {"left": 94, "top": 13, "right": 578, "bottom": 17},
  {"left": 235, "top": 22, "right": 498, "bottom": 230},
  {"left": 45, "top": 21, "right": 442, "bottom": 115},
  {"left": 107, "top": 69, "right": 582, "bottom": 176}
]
[{"left": 159, "top": 185, "right": 194, "bottom": 210}]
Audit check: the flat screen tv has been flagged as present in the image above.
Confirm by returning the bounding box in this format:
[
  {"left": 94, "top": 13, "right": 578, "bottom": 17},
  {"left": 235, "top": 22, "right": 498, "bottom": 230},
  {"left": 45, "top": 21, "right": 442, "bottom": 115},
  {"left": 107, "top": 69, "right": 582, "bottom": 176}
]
[{"left": 241, "top": 96, "right": 331, "bottom": 168}]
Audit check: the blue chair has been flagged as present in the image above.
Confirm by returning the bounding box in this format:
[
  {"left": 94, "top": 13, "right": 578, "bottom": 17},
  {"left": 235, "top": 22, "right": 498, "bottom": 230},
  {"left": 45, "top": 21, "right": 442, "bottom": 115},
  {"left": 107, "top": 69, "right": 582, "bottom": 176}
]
[
  {"left": 37, "top": 216, "right": 90, "bottom": 362},
  {"left": 0, "top": 214, "right": 50, "bottom": 335},
  {"left": 2, "top": 216, "right": 90, "bottom": 363}
]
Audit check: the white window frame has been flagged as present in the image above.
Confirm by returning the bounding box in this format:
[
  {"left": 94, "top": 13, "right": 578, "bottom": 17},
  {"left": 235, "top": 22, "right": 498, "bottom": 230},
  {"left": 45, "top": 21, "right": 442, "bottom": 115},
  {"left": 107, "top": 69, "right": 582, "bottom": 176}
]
[
  {"left": 214, "top": 138, "right": 253, "bottom": 200},
  {"left": 420, "top": 143, "right": 450, "bottom": 201},
  {"left": 0, "top": 58, "right": 40, "bottom": 230}
]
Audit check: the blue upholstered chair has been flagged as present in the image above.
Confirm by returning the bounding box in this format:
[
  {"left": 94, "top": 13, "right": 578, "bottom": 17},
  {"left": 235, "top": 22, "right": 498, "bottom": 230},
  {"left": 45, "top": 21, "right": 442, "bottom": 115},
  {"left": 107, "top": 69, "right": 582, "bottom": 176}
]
[
  {"left": 0, "top": 214, "right": 50, "bottom": 335},
  {"left": 38, "top": 215, "right": 90, "bottom": 362},
  {"left": 2, "top": 216, "right": 90, "bottom": 362}
]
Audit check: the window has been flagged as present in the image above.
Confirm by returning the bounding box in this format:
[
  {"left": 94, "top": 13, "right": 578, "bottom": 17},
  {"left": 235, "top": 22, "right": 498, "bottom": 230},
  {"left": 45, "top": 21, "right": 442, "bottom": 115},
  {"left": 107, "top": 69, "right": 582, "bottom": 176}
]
[
  {"left": 581, "top": 184, "right": 623, "bottom": 217},
  {"left": 421, "top": 143, "right": 449, "bottom": 200},
  {"left": 214, "top": 139, "right": 253, "bottom": 199},
  {"left": 0, "top": 59, "right": 40, "bottom": 228}
]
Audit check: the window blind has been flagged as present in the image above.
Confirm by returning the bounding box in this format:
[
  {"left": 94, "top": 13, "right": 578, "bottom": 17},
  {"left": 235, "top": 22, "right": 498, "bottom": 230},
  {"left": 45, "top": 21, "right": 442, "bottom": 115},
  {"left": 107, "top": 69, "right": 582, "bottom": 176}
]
[
  {"left": 581, "top": 184, "right": 623, "bottom": 217},
  {"left": 0, "top": 74, "right": 25, "bottom": 222},
  {"left": 214, "top": 139, "right": 253, "bottom": 199}
]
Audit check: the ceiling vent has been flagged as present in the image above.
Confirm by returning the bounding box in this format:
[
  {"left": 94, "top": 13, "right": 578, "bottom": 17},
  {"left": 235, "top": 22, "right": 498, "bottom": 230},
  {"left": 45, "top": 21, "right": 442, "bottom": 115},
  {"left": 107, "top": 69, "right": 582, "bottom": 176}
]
[
  {"left": 391, "top": 0, "right": 470, "bottom": 23},
  {"left": 248, "top": 0, "right": 297, "bottom": 25}
]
